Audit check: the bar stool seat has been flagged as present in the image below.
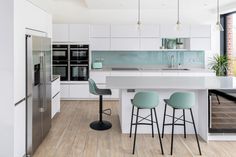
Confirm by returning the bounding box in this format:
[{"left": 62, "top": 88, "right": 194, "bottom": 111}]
[
  {"left": 88, "top": 78, "right": 112, "bottom": 131},
  {"left": 162, "top": 92, "right": 202, "bottom": 155},
  {"left": 130, "top": 92, "right": 164, "bottom": 155}
]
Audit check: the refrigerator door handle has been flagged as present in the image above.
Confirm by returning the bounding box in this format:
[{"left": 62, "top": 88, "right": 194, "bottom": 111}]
[{"left": 39, "top": 55, "right": 47, "bottom": 112}]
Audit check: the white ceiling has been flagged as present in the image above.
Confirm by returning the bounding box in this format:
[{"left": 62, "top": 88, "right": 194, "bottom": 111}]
[{"left": 28, "top": 0, "right": 236, "bottom": 24}]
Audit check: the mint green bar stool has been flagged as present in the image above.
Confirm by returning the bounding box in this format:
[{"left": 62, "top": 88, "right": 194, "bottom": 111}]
[
  {"left": 162, "top": 92, "right": 202, "bottom": 155},
  {"left": 88, "top": 78, "right": 112, "bottom": 131},
  {"left": 130, "top": 92, "right": 164, "bottom": 155}
]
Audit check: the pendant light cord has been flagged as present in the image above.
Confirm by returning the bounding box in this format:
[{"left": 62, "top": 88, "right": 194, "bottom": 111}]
[
  {"left": 138, "top": 0, "right": 141, "bottom": 24},
  {"left": 217, "top": 0, "right": 219, "bottom": 22},
  {"left": 177, "top": 0, "right": 180, "bottom": 23}
]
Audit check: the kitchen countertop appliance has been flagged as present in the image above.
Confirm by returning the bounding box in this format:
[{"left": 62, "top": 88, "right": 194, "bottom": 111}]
[{"left": 26, "top": 35, "right": 52, "bottom": 156}]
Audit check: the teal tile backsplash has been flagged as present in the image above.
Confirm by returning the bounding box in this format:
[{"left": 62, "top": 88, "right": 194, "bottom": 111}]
[{"left": 92, "top": 51, "right": 205, "bottom": 68}]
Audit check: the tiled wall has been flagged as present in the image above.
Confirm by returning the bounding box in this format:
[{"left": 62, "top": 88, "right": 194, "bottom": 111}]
[{"left": 91, "top": 50, "right": 205, "bottom": 68}]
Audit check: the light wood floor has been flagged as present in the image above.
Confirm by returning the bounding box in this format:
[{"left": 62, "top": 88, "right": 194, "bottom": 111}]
[{"left": 33, "top": 100, "right": 236, "bottom": 157}]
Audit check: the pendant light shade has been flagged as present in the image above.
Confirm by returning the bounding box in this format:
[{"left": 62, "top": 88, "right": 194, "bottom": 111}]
[
  {"left": 175, "top": 0, "right": 181, "bottom": 31},
  {"left": 137, "top": 0, "right": 142, "bottom": 30},
  {"left": 216, "top": 0, "right": 224, "bottom": 31}
]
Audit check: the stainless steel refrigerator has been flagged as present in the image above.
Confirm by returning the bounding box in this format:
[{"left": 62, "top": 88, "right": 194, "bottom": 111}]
[{"left": 26, "top": 35, "right": 52, "bottom": 156}]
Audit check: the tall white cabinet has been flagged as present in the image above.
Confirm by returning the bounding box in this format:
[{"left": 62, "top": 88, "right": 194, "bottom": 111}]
[
  {"left": 13, "top": 1, "right": 52, "bottom": 157},
  {"left": 52, "top": 24, "right": 89, "bottom": 43}
]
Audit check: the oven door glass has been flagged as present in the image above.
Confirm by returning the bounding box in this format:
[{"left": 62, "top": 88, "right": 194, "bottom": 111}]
[
  {"left": 53, "top": 65, "right": 68, "bottom": 81},
  {"left": 53, "top": 51, "right": 68, "bottom": 60},
  {"left": 70, "top": 50, "right": 88, "bottom": 60},
  {"left": 70, "top": 66, "right": 88, "bottom": 81}
]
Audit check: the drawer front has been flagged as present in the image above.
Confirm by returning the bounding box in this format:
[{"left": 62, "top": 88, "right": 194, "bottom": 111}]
[
  {"left": 52, "top": 92, "right": 60, "bottom": 118},
  {"left": 52, "top": 78, "right": 60, "bottom": 98}
]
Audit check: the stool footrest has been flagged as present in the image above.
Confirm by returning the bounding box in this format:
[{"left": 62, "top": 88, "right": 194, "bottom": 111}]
[{"left": 103, "top": 109, "right": 111, "bottom": 116}]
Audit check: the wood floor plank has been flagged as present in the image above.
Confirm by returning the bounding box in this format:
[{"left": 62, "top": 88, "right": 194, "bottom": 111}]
[{"left": 33, "top": 100, "right": 236, "bottom": 157}]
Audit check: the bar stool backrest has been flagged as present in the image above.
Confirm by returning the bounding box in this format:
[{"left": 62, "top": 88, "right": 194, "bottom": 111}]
[
  {"left": 88, "top": 78, "right": 98, "bottom": 95},
  {"left": 169, "top": 92, "right": 195, "bottom": 109},
  {"left": 132, "top": 92, "right": 159, "bottom": 109}
]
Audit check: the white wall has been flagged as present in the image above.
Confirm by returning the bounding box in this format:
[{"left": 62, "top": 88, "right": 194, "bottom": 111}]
[{"left": 0, "top": 0, "right": 14, "bottom": 157}]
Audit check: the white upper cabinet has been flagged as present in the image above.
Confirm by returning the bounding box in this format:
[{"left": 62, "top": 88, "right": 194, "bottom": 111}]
[
  {"left": 52, "top": 24, "right": 69, "bottom": 42},
  {"left": 190, "top": 25, "right": 211, "bottom": 38},
  {"left": 140, "top": 38, "right": 161, "bottom": 50},
  {"left": 90, "top": 24, "right": 110, "bottom": 37},
  {"left": 90, "top": 38, "right": 110, "bottom": 50},
  {"left": 111, "top": 25, "right": 139, "bottom": 37},
  {"left": 140, "top": 25, "right": 160, "bottom": 37},
  {"left": 110, "top": 38, "right": 139, "bottom": 50},
  {"left": 69, "top": 24, "right": 90, "bottom": 42},
  {"left": 190, "top": 38, "right": 211, "bottom": 50},
  {"left": 160, "top": 24, "right": 190, "bottom": 38}
]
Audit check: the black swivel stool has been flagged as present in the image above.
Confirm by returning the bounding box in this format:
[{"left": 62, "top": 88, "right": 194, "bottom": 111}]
[{"left": 88, "top": 78, "right": 112, "bottom": 130}]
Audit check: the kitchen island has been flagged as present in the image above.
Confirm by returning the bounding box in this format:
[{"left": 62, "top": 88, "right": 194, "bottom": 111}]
[{"left": 106, "top": 76, "right": 236, "bottom": 142}]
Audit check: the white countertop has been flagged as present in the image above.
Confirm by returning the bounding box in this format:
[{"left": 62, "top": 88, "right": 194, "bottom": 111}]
[{"left": 106, "top": 76, "right": 236, "bottom": 90}]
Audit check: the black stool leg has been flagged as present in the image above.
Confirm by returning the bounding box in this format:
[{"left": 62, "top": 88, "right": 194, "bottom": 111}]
[
  {"left": 190, "top": 109, "right": 202, "bottom": 155},
  {"left": 129, "top": 105, "right": 134, "bottom": 138},
  {"left": 132, "top": 108, "right": 139, "bottom": 154},
  {"left": 151, "top": 109, "right": 154, "bottom": 138},
  {"left": 162, "top": 103, "right": 167, "bottom": 138},
  {"left": 154, "top": 108, "right": 164, "bottom": 155},
  {"left": 90, "top": 95, "right": 112, "bottom": 131},
  {"left": 183, "top": 109, "right": 186, "bottom": 138},
  {"left": 170, "top": 108, "right": 175, "bottom": 155}
]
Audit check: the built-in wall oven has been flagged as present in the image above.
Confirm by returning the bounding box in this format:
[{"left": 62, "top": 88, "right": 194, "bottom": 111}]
[
  {"left": 69, "top": 44, "right": 89, "bottom": 81},
  {"left": 52, "top": 44, "right": 69, "bottom": 81},
  {"left": 53, "top": 45, "right": 68, "bottom": 60},
  {"left": 52, "top": 44, "right": 89, "bottom": 81},
  {"left": 53, "top": 60, "right": 68, "bottom": 81},
  {"left": 209, "top": 90, "right": 236, "bottom": 133},
  {"left": 70, "top": 45, "right": 89, "bottom": 61}
]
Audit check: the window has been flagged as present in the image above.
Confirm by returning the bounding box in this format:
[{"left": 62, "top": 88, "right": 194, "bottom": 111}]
[{"left": 221, "top": 12, "right": 236, "bottom": 76}]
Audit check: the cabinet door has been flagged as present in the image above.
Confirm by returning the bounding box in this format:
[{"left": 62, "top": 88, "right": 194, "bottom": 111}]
[
  {"left": 52, "top": 24, "right": 69, "bottom": 42},
  {"left": 140, "top": 38, "right": 161, "bottom": 50},
  {"left": 69, "top": 24, "right": 90, "bottom": 42},
  {"left": 111, "top": 25, "right": 139, "bottom": 37},
  {"left": 90, "top": 24, "right": 110, "bottom": 37},
  {"left": 52, "top": 78, "right": 60, "bottom": 98},
  {"left": 111, "top": 38, "right": 139, "bottom": 50},
  {"left": 14, "top": 101, "right": 26, "bottom": 157},
  {"left": 140, "top": 25, "right": 160, "bottom": 37},
  {"left": 70, "top": 84, "right": 90, "bottom": 99},
  {"left": 90, "top": 72, "right": 110, "bottom": 83},
  {"left": 160, "top": 24, "right": 190, "bottom": 38},
  {"left": 52, "top": 92, "right": 60, "bottom": 118},
  {"left": 190, "top": 38, "right": 211, "bottom": 50},
  {"left": 190, "top": 25, "right": 211, "bottom": 38},
  {"left": 60, "top": 84, "right": 70, "bottom": 99},
  {"left": 90, "top": 38, "right": 110, "bottom": 50}
]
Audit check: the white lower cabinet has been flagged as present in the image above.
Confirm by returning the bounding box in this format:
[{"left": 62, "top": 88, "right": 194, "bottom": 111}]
[
  {"left": 70, "top": 84, "right": 90, "bottom": 99},
  {"left": 14, "top": 101, "right": 26, "bottom": 157},
  {"left": 51, "top": 77, "right": 61, "bottom": 118},
  {"left": 60, "top": 84, "right": 70, "bottom": 99}
]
